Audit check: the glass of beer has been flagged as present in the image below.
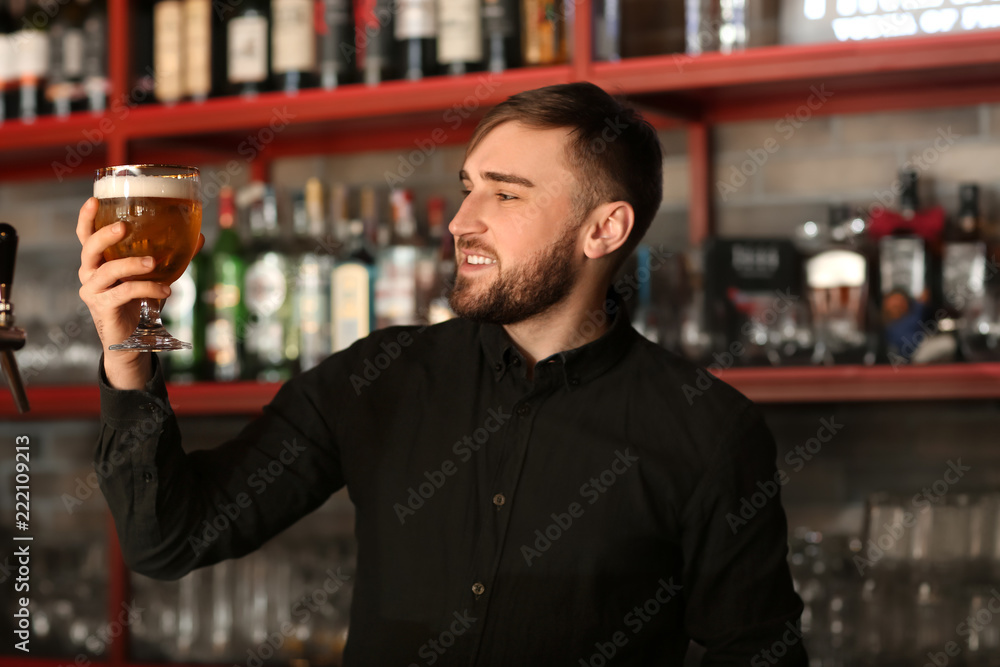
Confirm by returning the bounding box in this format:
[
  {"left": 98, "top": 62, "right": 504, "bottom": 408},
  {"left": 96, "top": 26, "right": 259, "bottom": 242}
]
[{"left": 94, "top": 164, "right": 202, "bottom": 351}]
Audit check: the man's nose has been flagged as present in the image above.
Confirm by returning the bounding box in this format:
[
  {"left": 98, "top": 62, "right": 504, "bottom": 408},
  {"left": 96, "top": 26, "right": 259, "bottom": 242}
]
[{"left": 448, "top": 195, "right": 486, "bottom": 238}]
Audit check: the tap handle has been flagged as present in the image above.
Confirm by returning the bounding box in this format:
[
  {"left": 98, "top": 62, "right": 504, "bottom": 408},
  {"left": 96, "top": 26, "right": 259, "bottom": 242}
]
[{"left": 0, "top": 223, "right": 16, "bottom": 293}]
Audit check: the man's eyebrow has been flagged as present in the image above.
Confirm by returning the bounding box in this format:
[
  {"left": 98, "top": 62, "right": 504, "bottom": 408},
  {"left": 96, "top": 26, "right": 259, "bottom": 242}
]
[{"left": 458, "top": 169, "right": 535, "bottom": 188}]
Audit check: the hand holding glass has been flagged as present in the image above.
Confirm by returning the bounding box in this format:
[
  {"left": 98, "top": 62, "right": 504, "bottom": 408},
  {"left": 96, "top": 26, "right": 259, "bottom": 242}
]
[{"left": 94, "top": 165, "right": 202, "bottom": 351}]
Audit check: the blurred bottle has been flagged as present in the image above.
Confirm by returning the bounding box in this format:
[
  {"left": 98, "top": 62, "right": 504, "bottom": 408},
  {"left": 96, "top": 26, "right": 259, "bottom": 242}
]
[
  {"left": 15, "top": 0, "right": 51, "bottom": 122},
  {"left": 871, "top": 169, "right": 944, "bottom": 364},
  {"left": 271, "top": 0, "right": 319, "bottom": 93},
  {"left": 944, "top": 184, "right": 999, "bottom": 362},
  {"left": 360, "top": 0, "right": 397, "bottom": 84},
  {"left": 437, "top": 0, "right": 481, "bottom": 75},
  {"left": 46, "top": 0, "right": 85, "bottom": 116},
  {"left": 227, "top": 0, "right": 270, "bottom": 96},
  {"left": 425, "top": 195, "right": 456, "bottom": 324},
  {"left": 331, "top": 186, "right": 376, "bottom": 352},
  {"left": 81, "top": 0, "right": 108, "bottom": 112},
  {"left": 184, "top": 0, "right": 221, "bottom": 102},
  {"left": 521, "top": 0, "right": 567, "bottom": 65},
  {"left": 153, "top": 0, "right": 185, "bottom": 104},
  {"left": 396, "top": 0, "right": 437, "bottom": 80},
  {"left": 205, "top": 187, "right": 246, "bottom": 382},
  {"left": 591, "top": 0, "right": 620, "bottom": 62},
  {"left": 0, "top": 0, "right": 18, "bottom": 123},
  {"left": 243, "top": 183, "right": 295, "bottom": 381},
  {"left": 482, "top": 0, "right": 520, "bottom": 73},
  {"left": 132, "top": 0, "right": 156, "bottom": 100},
  {"left": 318, "top": 0, "right": 355, "bottom": 88},
  {"left": 293, "top": 178, "right": 334, "bottom": 373},
  {"left": 162, "top": 254, "right": 205, "bottom": 382}
]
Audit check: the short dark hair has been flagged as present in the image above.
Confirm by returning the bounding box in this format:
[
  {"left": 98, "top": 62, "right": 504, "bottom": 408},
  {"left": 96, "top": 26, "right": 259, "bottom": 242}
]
[{"left": 467, "top": 81, "right": 663, "bottom": 269}]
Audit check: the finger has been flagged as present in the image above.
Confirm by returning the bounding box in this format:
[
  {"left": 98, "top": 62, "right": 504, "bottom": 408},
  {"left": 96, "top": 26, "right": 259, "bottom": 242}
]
[
  {"left": 83, "top": 256, "right": 157, "bottom": 292},
  {"left": 95, "top": 281, "right": 171, "bottom": 309},
  {"left": 75, "top": 197, "right": 100, "bottom": 246},
  {"left": 79, "top": 221, "right": 127, "bottom": 282}
]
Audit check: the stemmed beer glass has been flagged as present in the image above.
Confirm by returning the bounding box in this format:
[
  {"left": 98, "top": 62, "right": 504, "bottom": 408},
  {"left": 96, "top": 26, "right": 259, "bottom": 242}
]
[{"left": 94, "top": 165, "right": 202, "bottom": 351}]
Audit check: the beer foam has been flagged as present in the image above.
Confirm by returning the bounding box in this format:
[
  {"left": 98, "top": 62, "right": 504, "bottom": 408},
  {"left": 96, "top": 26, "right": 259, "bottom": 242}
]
[{"left": 94, "top": 174, "right": 197, "bottom": 200}]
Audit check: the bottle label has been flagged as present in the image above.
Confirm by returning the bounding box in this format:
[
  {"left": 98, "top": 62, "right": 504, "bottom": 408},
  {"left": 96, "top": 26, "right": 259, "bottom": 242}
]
[
  {"left": 246, "top": 256, "right": 288, "bottom": 318},
  {"left": 16, "top": 30, "right": 49, "bottom": 81},
  {"left": 297, "top": 256, "right": 331, "bottom": 371},
  {"left": 228, "top": 15, "right": 269, "bottom": 83},
  {"left": 154, "top": 0, "right": 185, "bottom": 101},
  {"left": 394, "top": 0, "right": 436, "bottom": 39},
  {"left": 375, "top": 246, "right": 419, "bottom": 327},
  {"left": 333, "top": 262, "right": 372, "bottom": 352},
  {"left": 184, "top": 0, "right": 213, "bottom": 97},
  {"left": 879, "top": 236, "right": 926, "bottom": 298},
  {"left": 437, "top": 0, "right": 482, "bottom": 62},
  {"left": 0, "top": 35, "right": 15, "bottom": 84},
  {"left": 272, "top": 0, "right": 317, "bottom": 73},
  {"left": 943, "top": 241, "right": 988, "bottom": 312},
  {"left": 62, "top": 28, "right": 85, "bottom": 79}
]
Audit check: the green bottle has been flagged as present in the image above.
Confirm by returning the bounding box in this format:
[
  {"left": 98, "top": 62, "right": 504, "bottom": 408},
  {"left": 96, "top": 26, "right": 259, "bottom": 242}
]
[{"left": 205, "top": 186, "right": 247, "bottom": 381}]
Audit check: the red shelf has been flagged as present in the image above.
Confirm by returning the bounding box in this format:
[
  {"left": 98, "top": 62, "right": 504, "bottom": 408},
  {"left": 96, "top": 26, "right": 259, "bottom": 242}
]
[
  {"left": 3, "top": 364, "right": 999, "bottom": 418},
  {"left": 0, "top": 381, "right": 280, "bottom": 420},
  {"left": 715, "top": 363, "right": 1000, "bottom": 403}
]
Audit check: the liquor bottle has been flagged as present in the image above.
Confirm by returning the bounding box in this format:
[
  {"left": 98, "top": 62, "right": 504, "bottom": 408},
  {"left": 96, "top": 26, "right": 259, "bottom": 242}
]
[
  {"left": 153, "top": 0, "right": 185, "bottom": 104},
  {"left": 184, "top": 0, "right": 216, "bottom": 102},
  {"left": 425, "top": 195, "right": 455, "bottom": 323},
  {"left": 592, "top": 0, "right": 620, "bottom": 62},
  {"left": 132, "top": 0, "right": 156, "bottom": 101},
  {"left": 227, "top": 0, "right": 270, "bottom": 96},
  {"left": 359, "top": 0, "right": 396, "bottom": 84},
  {"left": 162, "top": 253, "right": 205, "bottom": 382},
  {"left": 0, "top": 0, "right": 18, "bottom": 123},
  {"left": 436, "top": 0, "right": 481, "bottom": 75},
  {"left": 318, "top": 0, "right": 355, "bottom": 88},
  {"left": 47, "top": 0, "right": 86, "bottom": 116},
  {"left": 521, "top": 0, "right": 566, "bottom": 65},
  {"left": 331, "top": 192, "right": 376, "bottom": 352},
  {"left": 205, "top": 187, "right": 246, "bottom": 382},
  {"left": 482, "top": 0, "right": 519, "bottom": 73},
  {"left": 293, "top": 178, "right": 334, "bottom": 373},
  {"left": 271, "top": 0, "right": 319, "bottom": 93},
  {"left": 15, "top": 0, "right": 51, "bottom": 122},
  {"left": 330, "top": 181, "right": 353, "bottom": 250},
  {"left": 81, "top": 0, "right": 108, "bottom": 112},
  {"left": 804, "top": 205, "right": 874, "bottom": 366},
  {"left": 375, "top": 189, "right": 435, "bottom": 328},
  {"left": 395, "top": 0, "right": 437, "bottom": 80},
  {"left": 871, "top": 169, "right": 944, "bottom": 364},
  {"left": 243, "top": 183, "right": 295, "bottom": 381},
  {"left": 943, "top": 184, "right": 993, "bottom": 361}
]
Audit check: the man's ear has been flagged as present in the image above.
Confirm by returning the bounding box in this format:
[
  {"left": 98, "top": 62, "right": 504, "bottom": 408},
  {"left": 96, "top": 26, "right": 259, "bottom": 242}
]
[{"left": 582, "top": 201, "right": 634, "bottom": 260}]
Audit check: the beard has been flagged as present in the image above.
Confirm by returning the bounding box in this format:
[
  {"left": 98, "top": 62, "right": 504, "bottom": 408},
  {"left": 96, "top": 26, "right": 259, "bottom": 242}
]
[{"left": 448, "top": 231, "right": 580, "bottom": 325}]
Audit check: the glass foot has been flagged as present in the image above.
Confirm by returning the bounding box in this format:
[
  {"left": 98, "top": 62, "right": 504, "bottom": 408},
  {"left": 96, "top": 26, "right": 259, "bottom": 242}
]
[{"left": 109, "top": 322, "right": 191, "bottom": 352}]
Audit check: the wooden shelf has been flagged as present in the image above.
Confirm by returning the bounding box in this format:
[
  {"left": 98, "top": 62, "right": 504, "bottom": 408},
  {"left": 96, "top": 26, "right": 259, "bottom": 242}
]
[{"left": 3, "top": 364, "right": 999, "bottom": 418}]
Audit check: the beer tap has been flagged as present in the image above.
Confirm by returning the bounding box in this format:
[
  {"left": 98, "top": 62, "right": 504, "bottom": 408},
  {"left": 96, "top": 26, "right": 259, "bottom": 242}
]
[{"left": 0, "top": 223, "right": 29, "bottom": 413}]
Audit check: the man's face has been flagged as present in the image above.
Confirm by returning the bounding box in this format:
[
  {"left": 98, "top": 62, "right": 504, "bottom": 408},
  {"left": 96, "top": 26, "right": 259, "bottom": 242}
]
[{"left": 448, "top": 122, "right": 585, "bottom": 325}]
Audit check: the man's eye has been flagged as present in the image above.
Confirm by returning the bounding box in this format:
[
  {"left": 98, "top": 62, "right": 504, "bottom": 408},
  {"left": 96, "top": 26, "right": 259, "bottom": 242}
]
[
  {"left": 460, "top": 189, "right": 471, "bottom": 197},
  {"left": 498, "top": 193, "right": 517, "bottom": 201}
]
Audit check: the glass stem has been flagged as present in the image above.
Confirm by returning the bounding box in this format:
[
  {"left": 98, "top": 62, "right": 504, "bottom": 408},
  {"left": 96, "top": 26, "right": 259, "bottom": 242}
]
[{"left": 138, "top": 298, "right": 164, "bottom": 332}]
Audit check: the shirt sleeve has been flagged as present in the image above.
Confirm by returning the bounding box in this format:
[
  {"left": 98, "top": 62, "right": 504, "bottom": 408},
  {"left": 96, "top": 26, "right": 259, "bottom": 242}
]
[
  {"left": 95, "top": 353, "right": 345, "bottom": 580},
  {"left": 679, "top": 406, "right": 808, "bottom": 666}
]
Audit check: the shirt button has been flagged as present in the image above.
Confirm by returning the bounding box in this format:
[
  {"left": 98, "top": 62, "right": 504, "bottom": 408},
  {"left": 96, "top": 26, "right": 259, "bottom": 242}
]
[
  {"left": 142, "top": 472, "right": 153, "bottom": 483},
  {"left": 493, "top": 493, "right": 506, "bottom": 508},
  {"left": 511, "top": 357, "right": 521, "bottom": 366},
  {"left": 494, "top": 362, "right": 503, "bottom": 372},
  {"left": 516, "top": 404, "right": 530, "bottom": 417},
  {"left": 570, "top": 377, "right": 580, "bottom": 386},
  {"left": 472, "top": 582, "right": 485, "bottom": 596}
]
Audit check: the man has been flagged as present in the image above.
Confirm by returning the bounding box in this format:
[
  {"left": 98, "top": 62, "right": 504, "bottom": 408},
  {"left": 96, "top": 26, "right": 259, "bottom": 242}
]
[{"left": 78, "top": 82, "right": 806, "bottom": 665}]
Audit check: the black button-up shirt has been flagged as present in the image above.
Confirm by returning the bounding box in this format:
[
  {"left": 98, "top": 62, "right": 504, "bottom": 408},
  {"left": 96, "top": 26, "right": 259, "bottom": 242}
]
[{"left": 95, "top": 293, "right": 806, "bottom": 666}]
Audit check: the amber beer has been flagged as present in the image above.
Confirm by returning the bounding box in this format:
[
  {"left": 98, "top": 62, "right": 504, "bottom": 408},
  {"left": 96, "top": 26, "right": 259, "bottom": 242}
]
[{"left": 94, "top": 171, "right": 202, "bottom": 285}]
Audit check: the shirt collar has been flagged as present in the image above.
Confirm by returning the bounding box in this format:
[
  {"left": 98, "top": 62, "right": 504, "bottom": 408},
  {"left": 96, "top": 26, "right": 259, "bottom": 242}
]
[{"left": 478, "top": 286, "right": 638, "bottom": 390}]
